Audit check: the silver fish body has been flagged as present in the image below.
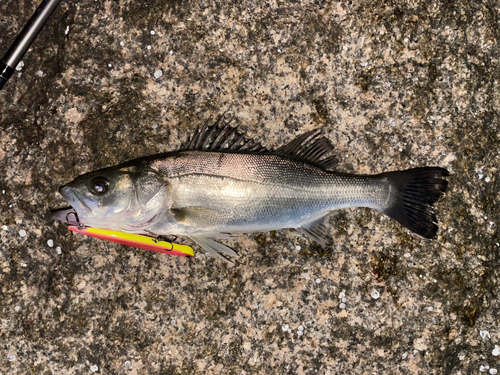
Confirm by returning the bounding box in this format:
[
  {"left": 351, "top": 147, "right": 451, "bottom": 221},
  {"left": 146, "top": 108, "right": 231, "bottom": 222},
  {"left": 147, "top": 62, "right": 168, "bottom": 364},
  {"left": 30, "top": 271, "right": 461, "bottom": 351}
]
[
  {"left": 147, "top": 151, "right": 390, "bottom": 236},
  {"left": 56, "top": 121, "right": 449, "bottom": 261}
]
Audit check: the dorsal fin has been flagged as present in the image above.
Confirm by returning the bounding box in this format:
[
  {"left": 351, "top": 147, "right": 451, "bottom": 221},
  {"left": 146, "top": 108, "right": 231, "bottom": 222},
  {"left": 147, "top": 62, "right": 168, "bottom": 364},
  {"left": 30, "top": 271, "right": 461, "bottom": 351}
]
[
  {"left": 181, "top": 114, "right": 268, "bottom": 153},
  {"left": 275, "top": 129, "right": 338, "bottom": 170},
  {"left": 182, "top": 116, "right": 338, "bottom": 169}
]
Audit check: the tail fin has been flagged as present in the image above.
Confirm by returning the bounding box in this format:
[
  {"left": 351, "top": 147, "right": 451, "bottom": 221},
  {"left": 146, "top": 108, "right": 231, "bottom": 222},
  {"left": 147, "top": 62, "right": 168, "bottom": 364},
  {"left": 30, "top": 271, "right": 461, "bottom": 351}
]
[{"left": 379, "top": 167, "right": 449, "bottom": 239}]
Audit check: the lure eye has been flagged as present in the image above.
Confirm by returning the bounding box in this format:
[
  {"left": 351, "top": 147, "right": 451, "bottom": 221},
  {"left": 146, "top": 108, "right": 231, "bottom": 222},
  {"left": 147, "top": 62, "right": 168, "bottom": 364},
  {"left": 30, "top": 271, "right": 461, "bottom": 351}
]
[{"left": 90, "top": 177, "right": 109, "bottom": 195}]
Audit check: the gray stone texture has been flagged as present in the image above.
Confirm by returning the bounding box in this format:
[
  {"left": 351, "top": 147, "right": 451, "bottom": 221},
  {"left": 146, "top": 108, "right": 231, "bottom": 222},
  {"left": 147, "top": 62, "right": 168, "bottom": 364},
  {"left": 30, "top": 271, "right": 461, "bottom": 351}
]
[{"left": 0, "top": 0, "right": 499, "bottom": 373}]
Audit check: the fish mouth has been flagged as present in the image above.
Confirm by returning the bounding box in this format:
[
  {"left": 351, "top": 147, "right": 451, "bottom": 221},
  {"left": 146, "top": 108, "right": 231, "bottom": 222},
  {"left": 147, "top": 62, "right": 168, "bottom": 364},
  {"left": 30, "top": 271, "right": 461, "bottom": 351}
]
[{"left": 58, "top": 185, "right": 93, "bottom": 218}]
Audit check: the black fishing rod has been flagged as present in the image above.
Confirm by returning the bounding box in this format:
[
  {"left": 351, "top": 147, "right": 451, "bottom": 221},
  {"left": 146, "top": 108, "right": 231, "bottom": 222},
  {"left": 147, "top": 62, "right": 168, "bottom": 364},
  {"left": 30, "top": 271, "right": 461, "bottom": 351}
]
[{"left": 0, "top": 0, "right": 62, "bottom": 90}]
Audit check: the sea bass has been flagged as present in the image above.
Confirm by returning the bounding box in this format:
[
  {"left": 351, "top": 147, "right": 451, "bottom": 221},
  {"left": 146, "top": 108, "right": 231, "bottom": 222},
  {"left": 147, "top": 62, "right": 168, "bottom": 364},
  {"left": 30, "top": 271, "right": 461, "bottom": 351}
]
[{"left": 54, "top": 117, "right": 449, "bottom": 262}]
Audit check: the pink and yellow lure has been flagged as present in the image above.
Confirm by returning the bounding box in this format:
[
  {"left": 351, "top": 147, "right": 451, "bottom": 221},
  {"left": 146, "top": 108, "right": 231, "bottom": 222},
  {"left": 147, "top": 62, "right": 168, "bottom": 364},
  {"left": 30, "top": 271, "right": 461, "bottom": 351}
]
[{"left": 68, "top": 226, "right": 194, "bottom": 257}]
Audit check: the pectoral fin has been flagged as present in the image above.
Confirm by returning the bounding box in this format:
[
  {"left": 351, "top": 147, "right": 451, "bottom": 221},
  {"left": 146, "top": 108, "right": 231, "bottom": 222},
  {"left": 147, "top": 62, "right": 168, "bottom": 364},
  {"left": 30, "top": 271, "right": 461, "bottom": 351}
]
[
  {"left": 171, "top": 206, "right": 226, "bottom": 227},
  {"left": 189, "top": 236, "right": 239, "bottom": 264}
]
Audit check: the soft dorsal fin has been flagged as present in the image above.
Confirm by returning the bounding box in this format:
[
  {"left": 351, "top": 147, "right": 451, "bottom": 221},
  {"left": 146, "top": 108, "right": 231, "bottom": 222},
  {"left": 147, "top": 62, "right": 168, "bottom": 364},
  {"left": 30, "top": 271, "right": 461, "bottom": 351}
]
[
  {"left": 275, "top": 129, "right": 338, "bottom": 170},
  {"left": 181, "top": 114, "right": 268, "bottom": 153}
]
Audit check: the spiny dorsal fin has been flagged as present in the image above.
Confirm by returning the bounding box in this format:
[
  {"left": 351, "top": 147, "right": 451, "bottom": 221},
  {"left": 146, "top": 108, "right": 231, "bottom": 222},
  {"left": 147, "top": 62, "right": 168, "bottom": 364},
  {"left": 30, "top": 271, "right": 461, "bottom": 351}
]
[
  {"left": 181, "top": 114, "right": 268, "bottom": 153},
  {"left": 275, "top": 129, "right": 338, "bottom": 170}
]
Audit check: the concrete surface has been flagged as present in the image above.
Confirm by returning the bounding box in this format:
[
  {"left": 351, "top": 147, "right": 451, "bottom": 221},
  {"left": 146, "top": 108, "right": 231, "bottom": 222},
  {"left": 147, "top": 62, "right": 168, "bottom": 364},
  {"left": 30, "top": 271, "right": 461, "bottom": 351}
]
[{"left": 0, "top": 0, "right": 499, "bottom": 373}]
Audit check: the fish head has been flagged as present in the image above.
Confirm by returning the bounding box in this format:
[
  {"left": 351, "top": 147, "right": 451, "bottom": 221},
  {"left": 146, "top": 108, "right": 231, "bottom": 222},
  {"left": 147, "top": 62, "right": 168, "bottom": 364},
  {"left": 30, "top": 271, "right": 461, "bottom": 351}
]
[{"left": 59, "top": 163, "right": 169, "bottom": 230}]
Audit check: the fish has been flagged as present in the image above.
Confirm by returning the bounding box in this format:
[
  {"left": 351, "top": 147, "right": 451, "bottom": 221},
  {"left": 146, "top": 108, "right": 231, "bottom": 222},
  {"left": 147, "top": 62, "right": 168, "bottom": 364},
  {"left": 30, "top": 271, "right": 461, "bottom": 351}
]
[{"left": 54, "top": 115, "right": 449, "bottom": 262}]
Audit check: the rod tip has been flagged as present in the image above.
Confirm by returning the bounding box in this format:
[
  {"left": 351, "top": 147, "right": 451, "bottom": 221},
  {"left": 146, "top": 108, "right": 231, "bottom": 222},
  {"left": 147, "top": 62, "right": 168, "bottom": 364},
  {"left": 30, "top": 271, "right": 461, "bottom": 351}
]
[{"left": 0, "top": 62, "right": 14, "bottom": 91}]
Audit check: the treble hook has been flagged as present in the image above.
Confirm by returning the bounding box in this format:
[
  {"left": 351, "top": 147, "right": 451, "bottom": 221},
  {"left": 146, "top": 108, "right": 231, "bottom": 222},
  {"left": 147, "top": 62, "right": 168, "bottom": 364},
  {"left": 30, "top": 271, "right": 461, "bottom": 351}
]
[
  {"left": 66, "top": 211, "right": 85, "bottom": 230},
  {"left": 153, "top": 235, "right": 177, "bottom": 251}
]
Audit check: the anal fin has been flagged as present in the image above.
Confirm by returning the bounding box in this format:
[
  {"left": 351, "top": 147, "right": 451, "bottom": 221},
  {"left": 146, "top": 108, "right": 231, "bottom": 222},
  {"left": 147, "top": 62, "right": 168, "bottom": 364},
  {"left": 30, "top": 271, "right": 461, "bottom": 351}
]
[{"left": 296, "top": 216, "right": 332, "bottom": 246}]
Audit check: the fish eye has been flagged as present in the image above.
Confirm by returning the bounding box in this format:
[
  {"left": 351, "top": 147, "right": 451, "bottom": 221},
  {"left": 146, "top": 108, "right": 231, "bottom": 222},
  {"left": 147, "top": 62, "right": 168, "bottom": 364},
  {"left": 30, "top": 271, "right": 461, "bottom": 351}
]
[{"left": 90, "top": 177, "right": 109, "bottom": 195}]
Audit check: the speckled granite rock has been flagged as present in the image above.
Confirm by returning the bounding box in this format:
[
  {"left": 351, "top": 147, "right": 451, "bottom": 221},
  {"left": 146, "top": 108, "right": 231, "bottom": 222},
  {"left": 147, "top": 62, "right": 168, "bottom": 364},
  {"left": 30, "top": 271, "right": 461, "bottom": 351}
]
[{"left": 0, "top": 0, "right": 499, "bottom": 374}]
